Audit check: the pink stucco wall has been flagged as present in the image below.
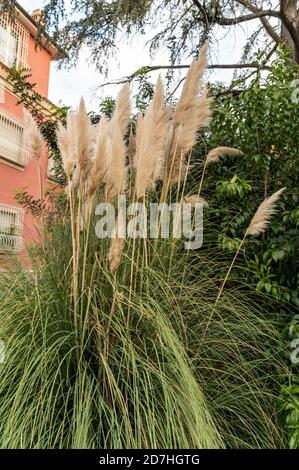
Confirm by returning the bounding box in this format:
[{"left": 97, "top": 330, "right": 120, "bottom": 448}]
[{"left": 0, "top": 28, "right": 53, "bottom": 265}]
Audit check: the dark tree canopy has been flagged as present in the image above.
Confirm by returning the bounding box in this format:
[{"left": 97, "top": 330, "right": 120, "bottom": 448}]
[{"left": 26, "top": 0, "right": 299, "bottom": 77}]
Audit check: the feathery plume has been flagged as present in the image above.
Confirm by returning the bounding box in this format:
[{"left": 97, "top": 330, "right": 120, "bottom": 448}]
[
  {"left": 176, "top": 88, "right": 213, "bottom": 159},
  {"left": 247, "top": 188, "right": 286, "bottom": 236},
  {"left": 71, "top": 165, "right": 80, "bottom": 189},
  {"left": 77, "top": 98, "right": 94, "bottom": 177},
  {"left": 68, "top": 113, "right": 79, "bottom": 173},
  {"left": 135, "top": 76, "right": 170, "bottom": 198},
  {"left": 135, "top": 110, "right": 155, "bottom": 198},
  {"left": 114, "top": 83, "right": 131, "bottom": 136},
  {"left": 99, "top": 84, "right": 131, "bottom": 200},
  {"left": 104, "top": 116, "right": 127, "bottom": 201},
  {"left": 215, "top": 187, "right": 286, "bottom": 304},
  {"left": 150, "top": 77, "right": 172, "bottom": 183},
  {"left": 173, "top": 41, "right": 208, "bottom": 127},
  {"left": 23, "top": 109, "right": 44, "bottom": 160},
  {"left": 206, "top": 146, "right": 243, "bottom": 165},
  {"left": 184, "top": 195, "right": 209, "bottom": 208},
  {"left": 196, "top": 87, "right": 213, "bottom": 129},
  {"left": 57, "top": 112, "right": 80, "bottom": 180},
  {"left": 56, "top": 123, "right": 68, "bottom": 164},
  {"left": 109, "top": 216, "right": 126, "bottom": 272},
  {"left": 152, "top": 104, "right": 172, "bottom": 183},
  {"left": 56, "top": 122, "right": 74, "bottom": 177},
  {"left": 166, "top": 42, "right": 211, "bottom": 183},
  {"left": 88, "top": 117, "right": 109, "bottom": 196}
]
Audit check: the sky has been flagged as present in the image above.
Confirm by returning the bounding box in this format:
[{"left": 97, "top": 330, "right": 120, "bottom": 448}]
[{"left": 18, "top": 0, "right": 258, "bottom": 112}]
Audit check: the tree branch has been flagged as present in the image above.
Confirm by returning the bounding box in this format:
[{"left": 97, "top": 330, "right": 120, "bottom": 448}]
[
  {"left": 217, "top": 10, "right": 283, "bottom": 26},
  {"left": 191, "top": 0, "right": 281, "bottom": 26},
  {"left": 100, "top": 62, "right": 272, "bottom": 87},
  {"left": 191, "top": 0, "right": 202, "bottom": 11},
  {"left": 259, "top": 16, "right": 284, "bottom": 45},
  {"left": 236, "top": 0, "right": 299, "bottom": 51}
]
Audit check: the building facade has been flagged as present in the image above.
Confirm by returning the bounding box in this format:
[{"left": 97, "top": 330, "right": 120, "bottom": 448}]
[{"left": 0, "top": 4, "right": 58, "bottom": 264}]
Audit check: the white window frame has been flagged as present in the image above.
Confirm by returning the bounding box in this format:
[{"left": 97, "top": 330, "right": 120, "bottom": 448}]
[
  {"left": 0, "top": 13, "right": 29, "bottom": 68},
  {"left": 0, "top": 107, "right": 29, "bottom": 166},
  {"left": 0, "top": 204, "right": 24, "bottom": 253}
]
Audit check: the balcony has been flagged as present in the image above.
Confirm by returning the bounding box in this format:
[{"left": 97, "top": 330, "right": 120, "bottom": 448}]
[
  {"left": 0, "top": 203, "right": 24, "bottom": 253},
  {"left": 0, "top": 13, "right": 29, "bottom": 69}
]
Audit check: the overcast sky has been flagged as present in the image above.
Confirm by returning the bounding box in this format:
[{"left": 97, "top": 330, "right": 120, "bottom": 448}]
[{"left": 19, "top": 0, "right": 257, "bottom": 112}]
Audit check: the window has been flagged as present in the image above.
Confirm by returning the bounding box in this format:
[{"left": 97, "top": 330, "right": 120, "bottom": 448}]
[
  {"left": 0, "top": 14, "right": 29, "bottom": 68},
  {"left": 0, "top": 107, "right": 28, "bottom": 165},
  {"left": 0, "top": 204, "right": 24, "bottom": 253}
]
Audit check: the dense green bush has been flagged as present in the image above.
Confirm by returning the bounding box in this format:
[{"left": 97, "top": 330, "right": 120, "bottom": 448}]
[
  {"left": 189, "top": 52, "right": 299, "bottom": 447},
  {"left": 195, "top": 53, "right": 299, "bottom": 308}
]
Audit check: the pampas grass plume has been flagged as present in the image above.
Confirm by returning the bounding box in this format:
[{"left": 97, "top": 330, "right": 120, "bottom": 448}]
[
  {"left": 174, "top": 41, "right": 208, "bottom": 127},
  {"left": 206, "top": 147, "right": 243, "bottom": 164},
  {"left": 23, "top": 109, "right": 44, "bottom": 160},
  {"left": 77, "top": 98, "right": 94, "bottom": 176},
  {"left": 247, "top": 188, "right": 286, "bottom": 236},
  {"left": 167, "top": 42, "right": 211, "bottom": 183},
  {"left": 88, "top": 118, "right": 108, "bottom": 196},
  {"left": 114, "top": 83, "right": 131, "bottom": 136},
  {"left": 105, "top": 116, "right": 127, "bottom": 201},
  {"left": 135, "top": 76, "right": 170, "bottom": 198},
  {"left": 56, "top": 122, "right": 73, "bottom": 177}
]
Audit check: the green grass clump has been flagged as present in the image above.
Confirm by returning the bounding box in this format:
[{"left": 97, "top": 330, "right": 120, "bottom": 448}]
[{"left": 0, "top": 215, "right": 288, "bottom": 449}]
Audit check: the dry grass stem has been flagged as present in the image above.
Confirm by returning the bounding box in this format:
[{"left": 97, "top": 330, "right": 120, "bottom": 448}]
[{"left": 109, "top": 216, "right": 126, "bottom": 272}]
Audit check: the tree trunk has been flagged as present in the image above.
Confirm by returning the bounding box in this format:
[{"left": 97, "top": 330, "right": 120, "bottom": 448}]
[{"left": 280, "top": 0, "right": 299, "bottom": 63}]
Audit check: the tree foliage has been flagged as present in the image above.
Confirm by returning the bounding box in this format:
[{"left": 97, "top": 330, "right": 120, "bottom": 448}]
[
  {"left": 32, "top": 0, "right": 299, "bottom": 77},
  {"left": 195, "top": 50, "right": 299, "bottom": 307},
  {"left": 7, "top": 67, "right": 69, "bottom": 185}
]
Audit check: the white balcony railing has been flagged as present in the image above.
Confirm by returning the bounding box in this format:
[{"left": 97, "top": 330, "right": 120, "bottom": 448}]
[
  {"left": 0, "top": 13, "right": 29, "bottom": 69},
  {"left": 0, "top": 107, "right": 28, "bottom": 165},
  {"left": 0, "top": 204, "right": 24, "bottom": 253}
]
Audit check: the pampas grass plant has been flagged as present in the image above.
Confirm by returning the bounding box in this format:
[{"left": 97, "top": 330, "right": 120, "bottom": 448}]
[{"left": 0, "top": 43, "right": 289, "bottom": 450}]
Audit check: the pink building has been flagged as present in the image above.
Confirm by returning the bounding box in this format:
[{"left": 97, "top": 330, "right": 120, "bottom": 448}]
[{"left": 0, "top": 4, "right": 59, "bottom": 265}]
